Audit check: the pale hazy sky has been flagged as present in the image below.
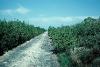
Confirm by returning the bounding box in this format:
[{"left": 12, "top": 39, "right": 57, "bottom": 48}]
[{"left": 0, "top": 0, "right": 100, "bottom": 28}]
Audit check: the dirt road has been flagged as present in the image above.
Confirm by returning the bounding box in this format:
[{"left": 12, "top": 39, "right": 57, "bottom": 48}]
[{"left": 0, "top": 32, "right": 59, "bottom": 67}]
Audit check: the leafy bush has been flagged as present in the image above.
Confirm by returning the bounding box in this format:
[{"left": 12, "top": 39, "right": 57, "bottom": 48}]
[
  {"left": 48, "top": 17, "right": 100, "bottom": 67},
  {"left": 92, "top": 57, "right": 100, "bottom": 67},
  {"left": 57, "top": 52, "right": 74, "bottom": 67},
  {"left": 0, "top": 19, "right": 45, "bottom": 55}
]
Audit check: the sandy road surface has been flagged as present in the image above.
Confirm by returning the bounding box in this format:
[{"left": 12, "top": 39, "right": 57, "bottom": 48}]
[{"left": 0, "top": 32, "right": 59, "bottom": 67}]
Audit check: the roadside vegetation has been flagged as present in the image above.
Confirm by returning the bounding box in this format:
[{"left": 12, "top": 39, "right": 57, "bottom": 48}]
[
  {"left": 0, "top": 19, "right": 45, "bottom": 55},
  {"left": 48, "top": 17, "right": 100, "bottom": 67}
]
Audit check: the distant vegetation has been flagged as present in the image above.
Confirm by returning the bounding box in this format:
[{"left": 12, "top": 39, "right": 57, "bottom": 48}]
[
  {"left": 0, "top": 19, "right": 45, "bottom": 55},
  {"left": 48, "top": 17, "right": 100, "bottom": 67}
]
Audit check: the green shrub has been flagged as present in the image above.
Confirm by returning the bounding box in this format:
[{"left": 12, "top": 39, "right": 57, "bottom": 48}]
[
  {"left": 48, "top": 17, "right": 100, "bottom": 67},
  {"left": 58, "top": 53, "right": 73, "bottom": 67},
  {"left": 0, "top": 19, "right": 45, "bottom": 55}
]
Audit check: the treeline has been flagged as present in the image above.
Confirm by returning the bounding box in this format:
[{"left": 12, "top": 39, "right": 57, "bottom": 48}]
[
  {"left": 48, "top": 17, "right": 100, "bottom": 67},
  {"left": 0, "top": 19, "right": 45, "bottom": 55}
]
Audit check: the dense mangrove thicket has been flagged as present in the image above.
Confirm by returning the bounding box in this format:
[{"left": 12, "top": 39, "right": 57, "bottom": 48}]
[
  {"left": 0, "top": 19, "right": 45, "bottom": 55},
  {"left": 48, "top": 17, "right": 100, "bottom": 67}
]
